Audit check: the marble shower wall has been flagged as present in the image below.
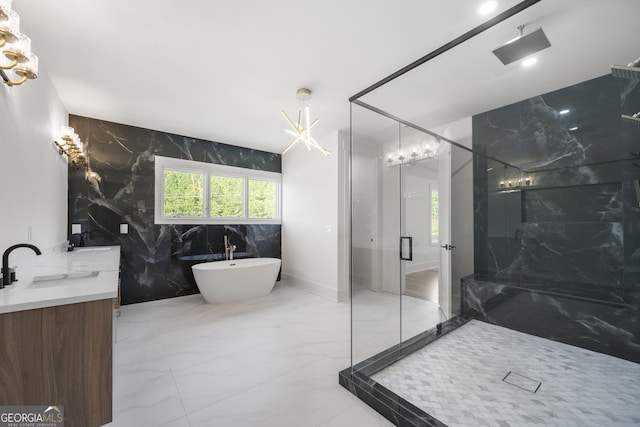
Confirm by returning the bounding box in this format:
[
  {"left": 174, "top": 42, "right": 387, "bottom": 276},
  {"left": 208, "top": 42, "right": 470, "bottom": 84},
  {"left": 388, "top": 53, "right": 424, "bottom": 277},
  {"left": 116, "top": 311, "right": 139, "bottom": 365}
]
[
  {"left": 68, "top": 115, "right": 281, "bottom": 305},
  {"left": 467, "top": 75, "right": 640, "bottom": 362},
  {"left": 472, "top": 75, "right": 640, "bottom": 298}
]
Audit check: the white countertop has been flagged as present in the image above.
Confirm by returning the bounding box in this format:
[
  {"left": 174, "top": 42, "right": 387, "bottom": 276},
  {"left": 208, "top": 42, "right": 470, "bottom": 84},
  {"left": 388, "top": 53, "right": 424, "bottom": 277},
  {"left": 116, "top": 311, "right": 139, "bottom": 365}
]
[{"left": 0, "top": 246, "right": 120, "bottom": 314}]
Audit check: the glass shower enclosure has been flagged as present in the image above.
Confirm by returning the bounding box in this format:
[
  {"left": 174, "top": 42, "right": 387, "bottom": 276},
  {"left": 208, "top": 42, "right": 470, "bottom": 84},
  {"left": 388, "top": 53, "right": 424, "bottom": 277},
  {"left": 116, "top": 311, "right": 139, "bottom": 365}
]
[
  {"left": 350, "top": 102, "right": 475, "bottom": 370},
  {"left": 341, "top": 0, "right": 640, "bottom": 425}
]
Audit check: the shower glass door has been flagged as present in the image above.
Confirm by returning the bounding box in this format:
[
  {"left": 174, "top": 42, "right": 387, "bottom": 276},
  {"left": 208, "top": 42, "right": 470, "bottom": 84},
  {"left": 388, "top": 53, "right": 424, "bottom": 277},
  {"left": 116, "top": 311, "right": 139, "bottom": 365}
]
[
  {"left": 351, "top": 102, "right": 469, "bottom": 371},
  {"left": 399, "top": 125, "right": 446, "bottom": 341}
]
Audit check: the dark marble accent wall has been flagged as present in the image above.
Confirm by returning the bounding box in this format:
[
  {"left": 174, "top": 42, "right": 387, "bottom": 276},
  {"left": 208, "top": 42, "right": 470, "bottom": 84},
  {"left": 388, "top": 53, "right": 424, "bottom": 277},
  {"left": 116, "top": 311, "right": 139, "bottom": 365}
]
[
  {"left": 68, "top": 115, "right": 281, "bottom": 305},
  {"left": 473, "top": 75, "right": 640, "bottom": 299},
  {"left": 462, "top": 276, "right": 640, "bottom": 363},
  {"left": 469, "top": 74, "right": 640, "bottom": 362}
]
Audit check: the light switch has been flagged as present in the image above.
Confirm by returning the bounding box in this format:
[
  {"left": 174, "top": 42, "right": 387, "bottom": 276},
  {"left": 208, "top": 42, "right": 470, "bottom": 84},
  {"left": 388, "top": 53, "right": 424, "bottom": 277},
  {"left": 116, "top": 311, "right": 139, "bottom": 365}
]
[
  {"left": 72, "top": 224, "right": 81, "bottom": 234},
  {"left": 120, "top": 224, "right": 128, "bottom": 234}
]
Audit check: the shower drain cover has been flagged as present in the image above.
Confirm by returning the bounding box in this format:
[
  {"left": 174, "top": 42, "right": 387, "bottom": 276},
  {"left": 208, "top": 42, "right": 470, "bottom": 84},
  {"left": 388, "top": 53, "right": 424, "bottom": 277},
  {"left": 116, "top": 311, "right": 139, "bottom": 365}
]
[{"left": 502, "top": 371, "right": 541, "bottom": 393}]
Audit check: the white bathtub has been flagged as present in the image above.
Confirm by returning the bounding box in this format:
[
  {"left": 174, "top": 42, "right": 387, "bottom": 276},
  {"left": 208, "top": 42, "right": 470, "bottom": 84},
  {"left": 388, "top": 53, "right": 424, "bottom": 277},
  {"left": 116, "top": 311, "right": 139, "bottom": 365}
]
[{"left": 192, "top": 258, "right": 281, "bottom": 304}]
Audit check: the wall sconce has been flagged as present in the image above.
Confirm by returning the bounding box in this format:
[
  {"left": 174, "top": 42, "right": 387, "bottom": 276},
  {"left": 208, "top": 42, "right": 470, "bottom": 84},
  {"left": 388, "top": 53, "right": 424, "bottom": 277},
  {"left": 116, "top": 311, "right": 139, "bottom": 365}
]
[
  {"left": 498, "top": 176, "right": 533, "bottom": 192},
  {"left": 0, "top": 0, "right": 39, "bottom": 86},
  {"left": 54, "top": 126, "right": 86, "bottom": 168},
  {"left": 386, "top": 138, "right": 441, "bottom": 167}
]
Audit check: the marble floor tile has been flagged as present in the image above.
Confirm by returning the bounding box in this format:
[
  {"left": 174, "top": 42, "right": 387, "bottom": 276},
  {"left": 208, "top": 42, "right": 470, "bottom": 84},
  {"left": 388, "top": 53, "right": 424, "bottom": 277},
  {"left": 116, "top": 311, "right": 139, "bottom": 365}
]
[
  {"left": 187, "top": 357, "right": 361, "bottom": 427},
  {"left": 111, "top": 371, "right": 186, "bottom": 427},
  {"left": 321, "top": 403, "right": 395, "bottom": 427},
  {"left": 105, "top": 281, "right": 391, "bottom": 427},
  {"left": 160, "top": 416, "right": 191, "bottom": 427},
  {"left": 108, "top": 279, "right": 640, "bottom": 427},
  {"left": 172, "top": 336, "right": 326, "bottom": 414}
]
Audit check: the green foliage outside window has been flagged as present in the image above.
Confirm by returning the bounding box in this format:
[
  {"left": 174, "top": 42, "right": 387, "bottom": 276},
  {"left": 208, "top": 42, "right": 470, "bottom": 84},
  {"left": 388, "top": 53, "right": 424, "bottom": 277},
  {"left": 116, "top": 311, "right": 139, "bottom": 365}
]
[
  {"left": 248, "top": 180, "right": 277, "bottom": 218},
  {"left": 163, "top": 170, "right": 204, "bottom": 217},
  {"left": 210, "top": 176, "right": 244, "bottom": 217}
]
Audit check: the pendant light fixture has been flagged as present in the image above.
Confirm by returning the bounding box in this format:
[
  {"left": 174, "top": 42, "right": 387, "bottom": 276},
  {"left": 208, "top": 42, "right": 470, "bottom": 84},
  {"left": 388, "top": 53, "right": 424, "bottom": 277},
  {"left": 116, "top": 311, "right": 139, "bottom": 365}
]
[{"left": 281, "top": 88, "right": 330, "bottom": 156}]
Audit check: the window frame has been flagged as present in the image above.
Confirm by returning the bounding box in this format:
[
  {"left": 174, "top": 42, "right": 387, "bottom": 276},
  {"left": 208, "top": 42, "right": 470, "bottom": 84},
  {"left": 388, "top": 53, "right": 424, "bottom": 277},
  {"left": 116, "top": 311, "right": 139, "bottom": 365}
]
[
  {"left": 429, "top": 186, "right": 439, "bottom": 246},
  {"left": 155, "top": 155, "right": 281, "bottom": 225}
]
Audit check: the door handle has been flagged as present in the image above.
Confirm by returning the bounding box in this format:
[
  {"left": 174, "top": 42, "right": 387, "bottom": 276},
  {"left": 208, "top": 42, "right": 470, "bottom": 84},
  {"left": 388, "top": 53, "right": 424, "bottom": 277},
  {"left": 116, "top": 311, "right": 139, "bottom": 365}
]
[
  {"left": 440, "top": 244, "right": 456, "bottom": 250},
  {"left": 400, "top": 236, "right": 413, "bottom": 261}
]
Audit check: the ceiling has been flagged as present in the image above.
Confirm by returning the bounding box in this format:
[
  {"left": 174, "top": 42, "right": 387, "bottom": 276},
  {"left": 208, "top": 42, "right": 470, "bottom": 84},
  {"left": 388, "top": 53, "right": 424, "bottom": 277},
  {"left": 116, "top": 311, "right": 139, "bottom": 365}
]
[
  {"left": 359, "top": 0, "right": 640, "bottom": 134},
  {"left": 12, "top": 0, "right": 639, "bottom": 154}
]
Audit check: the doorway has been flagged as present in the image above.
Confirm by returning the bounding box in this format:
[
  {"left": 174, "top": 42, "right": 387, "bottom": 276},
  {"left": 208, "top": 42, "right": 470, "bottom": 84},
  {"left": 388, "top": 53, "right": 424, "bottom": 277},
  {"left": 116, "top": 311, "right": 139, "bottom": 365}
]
[{"left": 399, "top": 125, "right": 454, "bottom": 341}]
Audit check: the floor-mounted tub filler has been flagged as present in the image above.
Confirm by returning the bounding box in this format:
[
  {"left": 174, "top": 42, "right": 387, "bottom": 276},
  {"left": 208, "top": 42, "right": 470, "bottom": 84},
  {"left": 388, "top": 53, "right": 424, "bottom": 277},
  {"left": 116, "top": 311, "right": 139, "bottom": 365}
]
[{"left": 192, "top": 258, "right": 281, "bottom": 304}]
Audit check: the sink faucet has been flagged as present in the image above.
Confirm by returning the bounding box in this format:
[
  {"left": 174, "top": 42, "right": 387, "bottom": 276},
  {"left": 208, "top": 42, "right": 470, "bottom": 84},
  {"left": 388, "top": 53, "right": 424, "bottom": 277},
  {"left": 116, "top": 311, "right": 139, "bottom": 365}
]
[
  {"left": 224, "top": 235, "right": 236, "bottom": 261},
  {"left": 1, "top": 243, "right": 42, "bottom": 288}
]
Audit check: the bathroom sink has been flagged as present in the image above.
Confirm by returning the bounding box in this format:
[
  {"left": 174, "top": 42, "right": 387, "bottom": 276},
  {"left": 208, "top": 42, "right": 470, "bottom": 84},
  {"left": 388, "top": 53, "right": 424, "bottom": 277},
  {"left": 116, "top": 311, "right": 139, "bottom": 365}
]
[
  {"left": 29, "top": 271, "right": 100, "bottom": 288},
  {"left": 74, "top": 247, "right": 111, "bottom": 252}
]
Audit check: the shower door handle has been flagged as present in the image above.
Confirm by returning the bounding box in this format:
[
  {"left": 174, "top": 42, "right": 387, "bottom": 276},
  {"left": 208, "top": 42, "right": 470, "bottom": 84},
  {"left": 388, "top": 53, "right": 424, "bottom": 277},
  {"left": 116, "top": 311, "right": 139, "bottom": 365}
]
[{"left": 400, "top": 236, "right": 413, "bottom": 261}]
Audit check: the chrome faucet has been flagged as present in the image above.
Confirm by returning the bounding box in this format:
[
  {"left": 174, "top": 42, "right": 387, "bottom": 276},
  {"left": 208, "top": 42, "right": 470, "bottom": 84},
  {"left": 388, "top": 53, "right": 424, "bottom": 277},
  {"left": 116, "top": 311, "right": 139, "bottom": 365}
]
[
  {"left": 1, "top": 243, "right": 42, "bottom": 288},
  {"left": 224, "top": 235, "right": 236, "bottom": 261}
]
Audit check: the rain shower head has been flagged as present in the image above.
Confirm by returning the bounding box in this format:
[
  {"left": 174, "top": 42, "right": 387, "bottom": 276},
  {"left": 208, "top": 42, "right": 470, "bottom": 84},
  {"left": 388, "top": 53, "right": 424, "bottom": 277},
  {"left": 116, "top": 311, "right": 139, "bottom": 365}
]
[
  {"left": 492, "top": 26, "right": 551, "bottom": 65},
  {"left": 611, "top": 57, "right": 640, "bottom": 79},
  {"left": 622, "top": 112, "right": 640, "bottom": 125}
]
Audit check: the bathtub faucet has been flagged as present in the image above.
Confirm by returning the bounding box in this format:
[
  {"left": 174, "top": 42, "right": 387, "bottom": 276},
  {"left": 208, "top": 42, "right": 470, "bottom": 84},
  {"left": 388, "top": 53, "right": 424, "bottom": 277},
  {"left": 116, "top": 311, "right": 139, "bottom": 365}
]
[{"left": 224, "top": 235, "right": 237, "bottom": 260}]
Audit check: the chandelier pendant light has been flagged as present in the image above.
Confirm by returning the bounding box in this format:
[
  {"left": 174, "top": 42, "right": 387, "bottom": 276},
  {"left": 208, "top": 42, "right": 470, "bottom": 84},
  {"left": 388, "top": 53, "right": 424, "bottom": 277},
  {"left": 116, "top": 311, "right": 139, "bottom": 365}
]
[{"left": 281, "top": 88, "right": 330, "bottom": 156}]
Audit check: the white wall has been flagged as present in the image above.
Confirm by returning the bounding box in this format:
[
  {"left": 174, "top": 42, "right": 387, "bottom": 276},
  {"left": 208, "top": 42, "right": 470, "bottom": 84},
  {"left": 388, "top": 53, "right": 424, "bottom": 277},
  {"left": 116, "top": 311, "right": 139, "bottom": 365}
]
[
  {"left": 281, "top": 130, "right": 349, "bottom": 301},
  {"left": 434, "top": 117, "right": 474, "bottom": 314},
  {"left": 351, "top": 153, "right": 378, "bottom": 288},
  {"left": 0, "top": 67, "right": 68, "bottom": 268}
]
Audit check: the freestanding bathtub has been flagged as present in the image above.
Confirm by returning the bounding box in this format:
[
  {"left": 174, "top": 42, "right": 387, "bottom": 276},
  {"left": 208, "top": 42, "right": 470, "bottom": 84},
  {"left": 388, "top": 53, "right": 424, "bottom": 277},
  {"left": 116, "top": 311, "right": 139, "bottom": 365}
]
[{"left": 192, "top": 258, "right": 281, "bottom": 304}]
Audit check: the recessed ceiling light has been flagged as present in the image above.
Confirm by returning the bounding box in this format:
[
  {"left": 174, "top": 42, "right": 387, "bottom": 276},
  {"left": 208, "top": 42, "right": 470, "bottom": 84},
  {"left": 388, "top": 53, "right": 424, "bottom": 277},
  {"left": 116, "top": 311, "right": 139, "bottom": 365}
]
[
  {"left": 559, "top": 109, "right": 570, "bottom": 115},
  {"left": 479, "top": 1, "right": 497, "bottom": 15},
  {"left": 522, "top": 57, "right": 537, "bottom": 67}
]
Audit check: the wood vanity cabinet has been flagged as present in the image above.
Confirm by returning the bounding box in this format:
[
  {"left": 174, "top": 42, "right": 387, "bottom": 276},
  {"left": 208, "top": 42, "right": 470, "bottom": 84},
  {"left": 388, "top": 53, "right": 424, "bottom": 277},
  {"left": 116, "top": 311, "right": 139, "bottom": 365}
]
[{"left": 0, "top": 298, "right": 113, "bottom": 426}]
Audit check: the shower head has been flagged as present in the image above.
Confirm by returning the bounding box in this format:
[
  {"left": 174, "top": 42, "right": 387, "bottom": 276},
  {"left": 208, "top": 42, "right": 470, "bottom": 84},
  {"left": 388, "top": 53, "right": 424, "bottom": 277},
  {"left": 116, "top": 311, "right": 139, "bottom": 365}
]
[
  {"left": 611, "top": 57, "right": 640, "bottom": 79},
  {"left": 622, "top": 112, "right": 640, "bottom": 125},
  {"left": 492, "top": 26, "right": 551, "bottom": 65}
]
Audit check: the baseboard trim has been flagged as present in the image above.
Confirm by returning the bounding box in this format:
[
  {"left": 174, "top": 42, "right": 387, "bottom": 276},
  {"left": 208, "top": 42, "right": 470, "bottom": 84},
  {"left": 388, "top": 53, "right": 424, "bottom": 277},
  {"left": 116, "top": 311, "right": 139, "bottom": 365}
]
[
  {"left": 405, "top": 261, "right": 439, "bottom": 275},
  {"left": 281, "top": 273, "right": 338, "bottom": 302}
]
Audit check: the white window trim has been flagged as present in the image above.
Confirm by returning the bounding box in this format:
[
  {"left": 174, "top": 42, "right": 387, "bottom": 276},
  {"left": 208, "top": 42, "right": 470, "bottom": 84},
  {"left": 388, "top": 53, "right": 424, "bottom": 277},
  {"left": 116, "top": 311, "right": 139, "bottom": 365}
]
[{"left": 154, "top": 155, "right": 282, "bottom": 225}]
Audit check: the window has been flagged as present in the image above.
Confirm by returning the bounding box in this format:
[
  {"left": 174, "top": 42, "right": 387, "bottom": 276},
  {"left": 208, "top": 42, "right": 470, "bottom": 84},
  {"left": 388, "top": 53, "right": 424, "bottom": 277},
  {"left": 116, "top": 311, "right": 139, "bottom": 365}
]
[
  {"left": 163, "top": 170, "right": 204, "bottom": 217},
  {"left": 430, "top": 189, "right": 439, "bottom": 245},
  {"left": 155, "top": 156, "right": 281, "bottom": 224},
  {"left": 210, "top": 175, "right": 243, "bottom": 218},
  {"left": 248, "top": 179, "right": 277, "bottom": 219}
]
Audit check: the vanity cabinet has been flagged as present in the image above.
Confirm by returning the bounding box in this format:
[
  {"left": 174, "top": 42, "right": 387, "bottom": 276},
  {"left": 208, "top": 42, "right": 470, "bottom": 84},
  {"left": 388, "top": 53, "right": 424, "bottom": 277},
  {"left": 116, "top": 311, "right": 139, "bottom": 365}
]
[
  {"left": 0, "top": 298, "right": 113, "bottom": 426},
  {"left": 0, "top": 245, "right": 120, "bottom": 427}
]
